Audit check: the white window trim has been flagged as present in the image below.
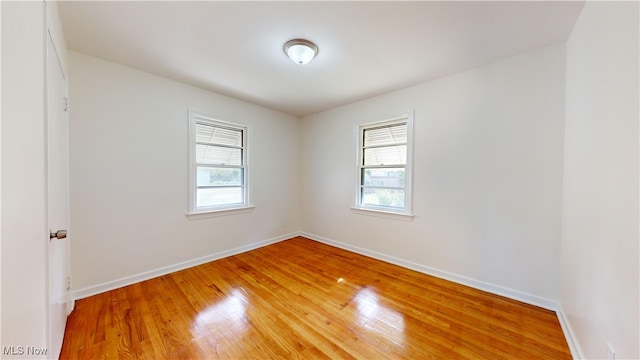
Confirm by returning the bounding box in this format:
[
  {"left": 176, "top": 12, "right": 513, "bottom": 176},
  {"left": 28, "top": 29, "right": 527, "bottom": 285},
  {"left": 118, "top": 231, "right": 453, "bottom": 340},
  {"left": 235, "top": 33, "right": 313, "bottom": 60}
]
[
  {"left": 350, "top": 207, "right": 414, "bottom": 221},
  {"left": 353, "top": 111, "right": 414, "bottom": 220},
  {"left": 187, "top": 110, "right": 252, "bottom": 217},
  {"left": 187, "top": 206, "right": 255, "bottom": 220}
]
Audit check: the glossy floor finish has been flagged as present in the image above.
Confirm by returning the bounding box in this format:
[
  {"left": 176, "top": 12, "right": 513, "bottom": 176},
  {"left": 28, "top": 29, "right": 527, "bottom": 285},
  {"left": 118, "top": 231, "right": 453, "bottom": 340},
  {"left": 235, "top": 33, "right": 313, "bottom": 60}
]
[{"left": 61, "top": 237, "right": 571, "bottom": 359}]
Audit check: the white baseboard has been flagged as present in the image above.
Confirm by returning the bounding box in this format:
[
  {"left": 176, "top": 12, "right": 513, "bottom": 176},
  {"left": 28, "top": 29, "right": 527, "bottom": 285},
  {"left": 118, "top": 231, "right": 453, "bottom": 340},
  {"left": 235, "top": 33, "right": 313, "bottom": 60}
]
[
  {"left": 300, "top": 232, "right": 588, "bottom": 358},
  {"left": 72, "top": 230, "right": 581, "bottom": 359},
  {"left": 556, "top": 304, "right": 584, "bottom": 359},
  {"left": 66, "top": 297, "right": 75, "bottom": 315},
  {"left": 71, "top": 232, "right": 298, "bottom": 300},
  {"left": 300, "top": 231, "right": 559, "bottom": 311}
]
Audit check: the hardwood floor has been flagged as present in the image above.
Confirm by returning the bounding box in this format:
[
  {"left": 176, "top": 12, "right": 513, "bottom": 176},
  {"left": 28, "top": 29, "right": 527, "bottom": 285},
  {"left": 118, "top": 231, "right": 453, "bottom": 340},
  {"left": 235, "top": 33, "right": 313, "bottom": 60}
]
[{"left": 60, "top": 237, "right": 571, "bottom": 359}]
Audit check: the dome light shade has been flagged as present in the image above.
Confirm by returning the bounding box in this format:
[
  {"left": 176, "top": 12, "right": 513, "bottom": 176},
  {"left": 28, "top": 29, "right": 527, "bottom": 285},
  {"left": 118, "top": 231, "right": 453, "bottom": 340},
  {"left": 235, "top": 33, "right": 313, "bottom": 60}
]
[{"left": 284, "top": 39, "right": 318, "bottom": 65}]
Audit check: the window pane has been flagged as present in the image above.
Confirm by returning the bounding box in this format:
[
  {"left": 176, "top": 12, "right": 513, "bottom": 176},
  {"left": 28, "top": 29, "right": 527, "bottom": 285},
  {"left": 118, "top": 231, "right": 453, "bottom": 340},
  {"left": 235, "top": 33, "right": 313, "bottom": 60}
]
[
  {"left": 197, "top": 167, "right": 243, "bottom": 186},
  {"left": 361, "top": 188, "right": 405, "bottom": 209},
  {"left": 364, "top": 123, "right": 407, "bottom": 147},
  {"left": 196, "top": 123, "right": 243, "bottom": 147},
  {"left": 363, "top": 145, "right": 406, "bottom": 166},
  {"left": 197, "top": 187, "right": 243, "bottom": 208},
  {"left": 362, "top": 168, "right": 405, "bottom": 187},
  {"left": 196, "top": 144, "right": 242, "bottom": 165}
]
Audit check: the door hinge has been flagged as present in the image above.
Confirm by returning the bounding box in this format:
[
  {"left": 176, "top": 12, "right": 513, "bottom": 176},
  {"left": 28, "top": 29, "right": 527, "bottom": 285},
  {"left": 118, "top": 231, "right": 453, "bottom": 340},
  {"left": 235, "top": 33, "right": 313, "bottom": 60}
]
[
  {"left": 66, "top": 276, "right": 71, "bottom": 291},
  {"left": 63, "top": 97, "right": 69, "bottom": 112}
]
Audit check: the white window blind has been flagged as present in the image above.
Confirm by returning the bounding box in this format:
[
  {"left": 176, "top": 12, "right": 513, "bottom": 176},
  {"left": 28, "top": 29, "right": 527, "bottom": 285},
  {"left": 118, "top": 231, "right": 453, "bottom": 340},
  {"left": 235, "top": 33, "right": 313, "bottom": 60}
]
[
  {"left": 189, "top": 112, "right": 248, "bottom": 213},
  {"left": 356, "top": 114, "right": 413, "bottom": 215}
]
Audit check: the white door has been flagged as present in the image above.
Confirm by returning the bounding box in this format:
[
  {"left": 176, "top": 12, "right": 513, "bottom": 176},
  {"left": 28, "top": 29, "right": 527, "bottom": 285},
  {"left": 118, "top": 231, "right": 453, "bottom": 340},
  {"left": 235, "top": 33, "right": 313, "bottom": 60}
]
[{"left": 47, "top": 29, "right": 71, "bottom": 360}]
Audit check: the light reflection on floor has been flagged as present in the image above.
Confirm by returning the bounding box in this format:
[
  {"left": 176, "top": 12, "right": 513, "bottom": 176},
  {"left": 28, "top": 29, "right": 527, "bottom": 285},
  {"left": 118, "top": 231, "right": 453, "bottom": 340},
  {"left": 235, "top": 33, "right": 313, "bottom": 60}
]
[
  {"left": 353, "top": 287, "right": 406, "bottom": 347},
  {"left": 191, "top": 287, "right": 249, "bottom": 344}
]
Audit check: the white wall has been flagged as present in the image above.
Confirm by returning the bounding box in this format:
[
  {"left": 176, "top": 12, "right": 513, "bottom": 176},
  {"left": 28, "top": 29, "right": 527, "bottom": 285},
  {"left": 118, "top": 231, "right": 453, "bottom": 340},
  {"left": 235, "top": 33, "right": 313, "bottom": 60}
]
[
  {"left": 1, "top": 0, "right": 48, "bottom": 356},
  {"left": 562, "top": 2, "right": 639, "bottom": 359},
  {"left": 68, "top": 52, "right": 301, "bottom": 294},
  {"left": 301, "top": 44, "right": 566, "bottom": 305}
]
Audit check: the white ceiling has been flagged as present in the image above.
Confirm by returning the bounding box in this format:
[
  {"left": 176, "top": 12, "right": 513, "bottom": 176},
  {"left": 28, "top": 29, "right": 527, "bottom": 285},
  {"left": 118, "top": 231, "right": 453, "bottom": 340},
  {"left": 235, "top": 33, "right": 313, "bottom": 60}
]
[{"left": 58, "top": 1, "right": 584, "bottom": 117}]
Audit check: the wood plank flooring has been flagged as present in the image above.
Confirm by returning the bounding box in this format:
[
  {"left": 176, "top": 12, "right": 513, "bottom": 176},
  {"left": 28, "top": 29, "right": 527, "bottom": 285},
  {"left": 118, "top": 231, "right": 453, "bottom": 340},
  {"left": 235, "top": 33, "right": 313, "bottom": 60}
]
[{"left": 60, "top": 237, "right": 571, "bottom": 359}]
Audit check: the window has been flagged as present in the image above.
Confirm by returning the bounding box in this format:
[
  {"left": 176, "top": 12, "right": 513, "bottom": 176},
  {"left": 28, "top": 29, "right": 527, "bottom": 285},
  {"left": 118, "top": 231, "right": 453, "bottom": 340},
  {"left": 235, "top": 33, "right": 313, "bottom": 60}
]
[
  {"left": 189, "top": 111, "right": 249, "bottom": 214},
  {"left": 355, "top": 113, "right": 413, "bottom": 216}
]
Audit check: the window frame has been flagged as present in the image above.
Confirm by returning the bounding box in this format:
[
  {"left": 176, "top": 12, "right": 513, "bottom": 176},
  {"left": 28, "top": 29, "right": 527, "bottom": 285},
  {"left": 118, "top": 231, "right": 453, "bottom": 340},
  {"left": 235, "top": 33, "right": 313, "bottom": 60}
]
[
  {"left": 353, "top": 111, "right": 414, "bottom": 219},
  {"left": 188, "top": 111, "right": 252, "bottom": 216}
]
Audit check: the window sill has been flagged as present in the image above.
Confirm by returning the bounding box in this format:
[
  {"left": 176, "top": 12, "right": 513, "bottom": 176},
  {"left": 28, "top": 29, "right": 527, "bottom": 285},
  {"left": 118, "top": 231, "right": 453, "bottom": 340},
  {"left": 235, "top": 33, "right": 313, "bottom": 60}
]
[
  {"left": 187, "top": 205, "right": 255, "bottom": 220},
  {"left": 350, "top": 207, "right": 414, "bottom": 221}
]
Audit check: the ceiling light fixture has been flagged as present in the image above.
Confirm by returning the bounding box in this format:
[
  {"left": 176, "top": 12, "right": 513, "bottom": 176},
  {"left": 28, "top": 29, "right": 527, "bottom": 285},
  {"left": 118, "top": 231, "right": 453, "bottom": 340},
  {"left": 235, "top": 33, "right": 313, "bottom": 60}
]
[{"left": 283, "top": 39, "right": 318, "bottom": 65}]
